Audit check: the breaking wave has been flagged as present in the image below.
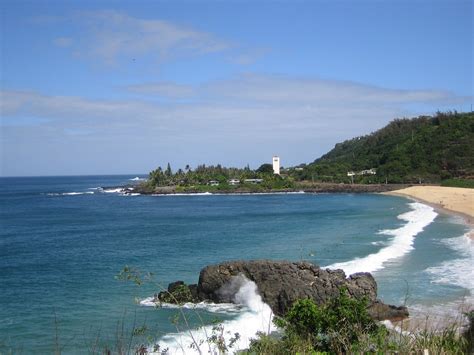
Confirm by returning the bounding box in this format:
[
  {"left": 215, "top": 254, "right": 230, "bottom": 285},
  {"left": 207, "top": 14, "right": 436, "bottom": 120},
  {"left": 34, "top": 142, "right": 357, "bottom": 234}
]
[
  {"left": 152, "top": 192, "right": 213, "bottom": 197},
  {"left": 146, "top": 275, "right": 275, "bottom": 354},
  {"left": 140, "top": 299, "right": 243, "bottom": 315},
  {"left": 101, "top": 188, "right": 125, "bottom": 193},
  {"left": 326, "top": 202, "right": 437, "bottom": 275},
  {"left": 99, "top": 187, "right": 139, "bottom": 196},
  {"left": 45, "top": 191, "right": 95, "bottom": 196},
  {"left": 425, "top": 232, "right": 474, "bottom": 293}
]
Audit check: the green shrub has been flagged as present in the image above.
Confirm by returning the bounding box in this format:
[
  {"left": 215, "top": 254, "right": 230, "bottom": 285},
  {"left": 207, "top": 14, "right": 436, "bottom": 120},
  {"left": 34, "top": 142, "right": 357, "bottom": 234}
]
[{"left": 274, "top": 289, "right": 381, "bottom": 352}]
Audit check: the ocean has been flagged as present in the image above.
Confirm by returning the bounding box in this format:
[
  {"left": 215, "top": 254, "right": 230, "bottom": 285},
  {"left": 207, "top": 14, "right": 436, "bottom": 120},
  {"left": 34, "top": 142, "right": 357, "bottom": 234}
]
[{"left": 0, "top": 175, "right": 472, "bottom": 353}]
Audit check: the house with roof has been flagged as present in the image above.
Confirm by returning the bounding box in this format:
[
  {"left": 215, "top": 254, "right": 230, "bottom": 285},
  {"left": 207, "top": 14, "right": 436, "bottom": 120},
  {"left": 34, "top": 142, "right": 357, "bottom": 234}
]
[{"left": 228, "top": 179, "right": 240, "bottom": 186}]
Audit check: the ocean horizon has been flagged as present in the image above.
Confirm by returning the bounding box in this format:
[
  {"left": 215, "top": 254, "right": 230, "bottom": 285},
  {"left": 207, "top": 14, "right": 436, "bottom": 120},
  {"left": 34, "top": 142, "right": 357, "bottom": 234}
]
[{"left": 1, "top": 175, "right": 472, "bottom": 353}]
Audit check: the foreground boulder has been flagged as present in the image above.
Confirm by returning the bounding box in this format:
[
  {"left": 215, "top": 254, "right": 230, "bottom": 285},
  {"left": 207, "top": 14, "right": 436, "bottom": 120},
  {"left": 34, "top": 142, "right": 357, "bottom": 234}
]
[{"left": 157, "top": 260, "right": 408, "bottom": 321}]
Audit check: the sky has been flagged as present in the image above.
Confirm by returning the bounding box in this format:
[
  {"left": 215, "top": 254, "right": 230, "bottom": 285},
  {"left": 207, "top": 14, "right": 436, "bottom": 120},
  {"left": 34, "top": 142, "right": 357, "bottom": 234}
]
[{"left": 0, "top": 0, "right": 472, "bottom": 176}]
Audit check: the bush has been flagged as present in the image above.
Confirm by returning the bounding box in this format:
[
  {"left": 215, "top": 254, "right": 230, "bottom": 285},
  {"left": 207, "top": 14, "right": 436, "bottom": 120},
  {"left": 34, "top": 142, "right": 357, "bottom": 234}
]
[
  {"left": 273, "top": 289, "right": 383, "bottom": 352},
  {"left": 246, "top": 288, "right": 470, "bottom": 354}
]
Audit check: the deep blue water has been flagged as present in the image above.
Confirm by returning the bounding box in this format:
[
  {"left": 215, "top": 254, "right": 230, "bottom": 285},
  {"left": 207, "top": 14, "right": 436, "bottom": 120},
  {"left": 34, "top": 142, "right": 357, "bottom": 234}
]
[{"left": 0, "top": 176, "right": 471, "bottom": 353}]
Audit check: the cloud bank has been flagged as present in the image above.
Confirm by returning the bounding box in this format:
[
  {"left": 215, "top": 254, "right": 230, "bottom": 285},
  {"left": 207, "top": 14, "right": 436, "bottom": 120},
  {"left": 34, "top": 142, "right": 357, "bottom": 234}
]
[{"left": 2, "top": 73, "right": 470, "bottom": 175}]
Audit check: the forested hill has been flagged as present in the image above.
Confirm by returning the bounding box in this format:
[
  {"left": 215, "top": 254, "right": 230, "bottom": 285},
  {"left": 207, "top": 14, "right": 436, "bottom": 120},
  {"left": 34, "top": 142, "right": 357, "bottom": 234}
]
[{"left": 299, "top": 111, "right": 474, "bottom": 184}]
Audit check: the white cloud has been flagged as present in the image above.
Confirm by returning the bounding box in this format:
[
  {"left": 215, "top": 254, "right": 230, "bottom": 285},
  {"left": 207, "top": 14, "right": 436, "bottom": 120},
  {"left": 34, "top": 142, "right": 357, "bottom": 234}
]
[
  {"left": 2, "top": 74, "right": 469, "bottom": 139},
  {"left": 1, "top": 74, "right": 471, "bottom": 175},
  {"left": 53, "top": 10, "right": 231, "bottom": 65},
  {"left": 228, "top": 48, "right": 269, "bottom": 65},
  {"left": 205, "top": 73, "right": 464, "bottom": 105},
  {"left": 126, "top": 82, "right": 196, "bottom": 99}
]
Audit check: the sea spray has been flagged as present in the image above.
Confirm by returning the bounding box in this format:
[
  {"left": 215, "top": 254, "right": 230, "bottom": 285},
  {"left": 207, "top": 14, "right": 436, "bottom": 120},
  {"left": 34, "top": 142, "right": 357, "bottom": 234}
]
[
  {"left": 327, "top": 202, "right": 437, "bottom": 275},
  {"left": 150, "top": 275, "right": 275, "bottom": 354},
  {"left": 140, "top": 298, "right": 243, "bottom": 314}
]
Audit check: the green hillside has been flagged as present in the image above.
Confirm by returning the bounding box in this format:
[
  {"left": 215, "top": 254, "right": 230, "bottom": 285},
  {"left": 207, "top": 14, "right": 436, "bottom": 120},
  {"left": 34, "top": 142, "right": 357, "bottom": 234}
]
[{"left": 295, "top": 111, "right": 474, "bottom": 184}]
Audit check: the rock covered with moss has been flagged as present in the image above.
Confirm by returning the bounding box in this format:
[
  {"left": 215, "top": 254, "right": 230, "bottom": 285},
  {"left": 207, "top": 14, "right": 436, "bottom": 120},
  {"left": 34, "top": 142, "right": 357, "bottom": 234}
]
[{"left": 155, "top": 281, "right": 198, "bottom": 304}]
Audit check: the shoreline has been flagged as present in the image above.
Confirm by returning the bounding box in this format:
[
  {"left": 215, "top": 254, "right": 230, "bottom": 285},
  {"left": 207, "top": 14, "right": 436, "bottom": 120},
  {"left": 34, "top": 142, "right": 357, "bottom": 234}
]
[
  {"left": 383, "top": 186, "right": 474, "bottom": 238},
  {"left": 128, "top": 182, "right": 413, "bottom": 195},
  {"left": 383, "top": 186, "right": 474, "bottom": 332}
]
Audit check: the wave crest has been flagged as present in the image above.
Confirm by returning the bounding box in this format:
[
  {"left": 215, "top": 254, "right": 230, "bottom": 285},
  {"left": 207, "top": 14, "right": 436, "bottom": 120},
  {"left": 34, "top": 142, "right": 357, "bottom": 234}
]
[
  {"left": 425, "top": 232, "right": 474, "bottom": 293},
  {"left": 326, "top": 202, "right": 437, "bottom": 275},
  {"left": 147, "top": 276, "right": 275, "bottom": 354}
]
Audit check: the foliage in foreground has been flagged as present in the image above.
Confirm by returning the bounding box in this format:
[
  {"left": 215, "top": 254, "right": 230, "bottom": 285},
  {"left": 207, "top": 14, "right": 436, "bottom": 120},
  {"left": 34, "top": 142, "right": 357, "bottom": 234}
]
[
  {"left": 245, "top": 289, "right": 470, "bottom": 354},
  {"left": 16, "top": 266, "right": 469, "bottom": 354}
]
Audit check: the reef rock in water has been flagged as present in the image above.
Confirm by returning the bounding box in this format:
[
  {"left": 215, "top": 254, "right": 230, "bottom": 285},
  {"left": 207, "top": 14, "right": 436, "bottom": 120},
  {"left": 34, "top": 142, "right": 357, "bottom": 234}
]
[{"left": 157, "top": 260, "right": 408, "bottom": 321}]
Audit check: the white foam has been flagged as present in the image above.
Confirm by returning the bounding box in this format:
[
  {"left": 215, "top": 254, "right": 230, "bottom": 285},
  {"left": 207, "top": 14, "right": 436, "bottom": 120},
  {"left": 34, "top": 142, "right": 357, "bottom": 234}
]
[
  {"left": 102, "top": 188, "right": 125, "bottom": 193},
  {"left": 140, "top": 298, "right": 243, "bottom": 314},
  {"left": 326, "top": 202, "right": 437, "bottom": 275},
  {"left": 425, "top": 232, "right": 474, "bottom": 293},
  {"left": 64, "top": 191, "right": 94, "bottom": 196},
  {"left": 152, "top": 192, "right": 213, "bottom": 197},
  {"left": 46, "top": 191, "right": 95, "bottom": 196},
  {"left": 150, "top": 276, "right": 275, "bottom": 354},
  {"left": 130, "top": 177, "right": 145, "bottom": 181}
]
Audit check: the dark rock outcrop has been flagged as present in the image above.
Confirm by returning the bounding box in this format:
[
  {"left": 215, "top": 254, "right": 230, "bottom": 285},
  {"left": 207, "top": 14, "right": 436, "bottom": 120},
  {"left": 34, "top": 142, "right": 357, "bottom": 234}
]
[
  {"left": 197, "top": 260, "right": 378, "bottom": 316},
  {"left": 367, "top": 300, "right": 409, "bottom": 321},
  {"left": 161, "top": 260, "right": 408, "bottom": 322},
  {"left": 156, "top": 280, "right": 197, "bottom": 304}
]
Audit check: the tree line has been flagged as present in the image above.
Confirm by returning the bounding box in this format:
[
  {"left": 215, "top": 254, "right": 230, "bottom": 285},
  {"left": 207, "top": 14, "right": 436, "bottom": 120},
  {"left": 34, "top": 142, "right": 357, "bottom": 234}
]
[{"left": 145, "top": 111, "right": 473, "bottom": 188}]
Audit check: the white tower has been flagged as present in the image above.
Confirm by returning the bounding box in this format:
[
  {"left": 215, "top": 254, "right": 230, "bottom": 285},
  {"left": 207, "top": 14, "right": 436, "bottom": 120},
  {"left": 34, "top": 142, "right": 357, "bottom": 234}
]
[{"left": 272, "top": 156, "right": 280, "bottom": 175}]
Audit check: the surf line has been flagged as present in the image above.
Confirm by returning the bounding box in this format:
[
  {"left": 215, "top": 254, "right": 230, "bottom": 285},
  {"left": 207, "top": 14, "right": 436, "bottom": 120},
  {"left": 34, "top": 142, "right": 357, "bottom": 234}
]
[{"left": 326, "top": 202, "right": 437, "bottom": 275}]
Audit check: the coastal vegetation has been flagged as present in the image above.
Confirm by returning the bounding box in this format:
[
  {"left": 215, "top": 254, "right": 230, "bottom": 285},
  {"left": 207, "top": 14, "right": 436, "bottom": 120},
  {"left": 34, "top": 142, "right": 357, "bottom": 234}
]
[
  {"left": 295, "top": 111, "right": 474, "bottom": 184},
  {"left": 111, "top": 263, "right": 473, "bottom": 354},
  {"left": 141, "top": 163, "right": 295, "bottom": 193},
  {"left": 246, "top": 294, "right": 471, "bottom": 354},
  {"left": 140, "top": 111, "right": 473, "bottom": 193}
]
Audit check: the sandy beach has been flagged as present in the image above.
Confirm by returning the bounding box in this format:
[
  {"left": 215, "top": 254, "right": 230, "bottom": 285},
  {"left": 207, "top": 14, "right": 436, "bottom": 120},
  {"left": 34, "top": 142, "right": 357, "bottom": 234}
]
[
  {"left": 385, "top": 185, "right": 474, "bottom": 238},
  {"left": 384, "top": 185, "right": 474, "bottom": 333}
]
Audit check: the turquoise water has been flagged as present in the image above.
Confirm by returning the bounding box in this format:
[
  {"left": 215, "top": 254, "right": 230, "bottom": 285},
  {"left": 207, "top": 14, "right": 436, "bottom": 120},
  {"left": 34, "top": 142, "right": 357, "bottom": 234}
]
[{"left": 0, "top": 176, "right": 471, "bottom": 353}]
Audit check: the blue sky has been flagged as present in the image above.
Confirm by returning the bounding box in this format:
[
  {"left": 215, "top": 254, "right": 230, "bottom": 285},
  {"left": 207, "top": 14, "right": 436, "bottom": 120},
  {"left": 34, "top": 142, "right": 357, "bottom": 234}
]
[{"left": 1, "top": 0, "right": 472, "bottom": 176}]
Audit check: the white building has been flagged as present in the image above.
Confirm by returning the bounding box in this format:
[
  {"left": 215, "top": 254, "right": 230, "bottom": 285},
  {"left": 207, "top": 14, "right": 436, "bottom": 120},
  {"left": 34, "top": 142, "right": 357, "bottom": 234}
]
[
  {"left": 273, "top": 156, "right": 280, "bottom": 175},
  {"left": 244, "top": 178, "right": 263, "bottom": 184},
  {"left": 228, "top": 179, "right": 240, "bottom": 186},
  {"left": 347, "top": 168, "right": 377, "bottom": 177}
]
